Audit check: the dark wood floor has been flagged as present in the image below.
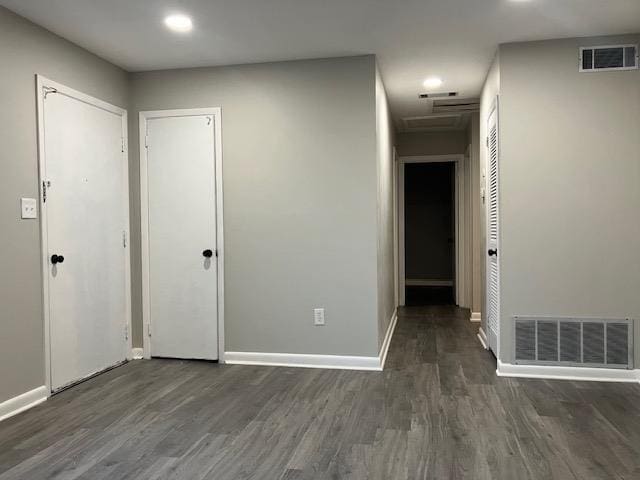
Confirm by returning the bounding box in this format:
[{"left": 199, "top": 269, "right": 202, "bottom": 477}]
[{"left": 2, "top": 306, "right": 640, "bottom": 479}]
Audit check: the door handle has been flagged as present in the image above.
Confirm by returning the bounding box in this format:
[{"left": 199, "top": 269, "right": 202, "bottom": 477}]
[
  {"left": 202, "top": 249, "right": 214, "bottom": 258},
  {"left": 488, "top": 249, "right": 498, "bottom": 257},
  {"left": 51, "top": 254, "right": 65, "bottom": 264}
]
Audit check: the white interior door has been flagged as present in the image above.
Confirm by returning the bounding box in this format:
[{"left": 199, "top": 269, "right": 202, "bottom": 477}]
[
  {"left": 42, "top": 83, "right": 129, "bottom": 391},
  {"left": 145, "top": 114, "right": 218, "bottom": 360},
  {"left": 486, "top": 102, "right": 500, "bottom": 355}
]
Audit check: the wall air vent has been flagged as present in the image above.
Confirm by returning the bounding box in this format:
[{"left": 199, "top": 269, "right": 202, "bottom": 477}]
[
  {"left": 419, "top": 92, "right": 458, "bottom": 99},
  {"left": 514, "top": 316, "right": 633, "bottom": 369},
  {"left": 580, "top": 45, "right": 638, "bottom": 72}
]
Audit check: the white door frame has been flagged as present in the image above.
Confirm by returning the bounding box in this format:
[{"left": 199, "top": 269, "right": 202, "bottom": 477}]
[
  {"left": 397, "top": 154, "right": 466, "bottom": 307},
  {"left": 139, "top": 108, "right": 225, "bottom": 362},
  {"left": 36, "top": 75, "right": 132, "bottom": 394},
  {"left": 392, "top": 147, "right": 399, "bottom": 308}
]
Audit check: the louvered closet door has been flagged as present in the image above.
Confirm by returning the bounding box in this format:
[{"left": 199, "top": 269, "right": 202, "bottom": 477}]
[{"left": 486, "top": 102, "right": 500, "bottom": 356}]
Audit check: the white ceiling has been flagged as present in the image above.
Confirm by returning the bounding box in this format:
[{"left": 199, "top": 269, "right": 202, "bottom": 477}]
[{"left": 3, "top": 0, "right": 639, "bottom": 129}]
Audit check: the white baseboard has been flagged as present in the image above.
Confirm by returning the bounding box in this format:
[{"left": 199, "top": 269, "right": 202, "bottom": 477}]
[
  {"left": 497, "top": 360, "right": 640, "bottom": 383},
  {"left": 470, "top": 312, "right": 482, "bottom": 323},
  {"left": 131, "top": 348, "right": 144, "bottom": 360},
  {"left": 477, "top": 327, "right": 489, "bottom": 350},
  {"left": 224, "top": 351, "right": 382, "bottom": 371},
  {"left": 379, "top": 308, "right": 398, "bottom": 369},
  {"left": 0, "top": 386, "right": 48, "bottom": 422},
  {"left": 226, "top": 309, "right": 398, "bottom": 372}
]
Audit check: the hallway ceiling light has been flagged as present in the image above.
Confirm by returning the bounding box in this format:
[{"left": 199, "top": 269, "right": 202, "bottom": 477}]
[
  {"left": 164, "top": 14, "right": 193, "bottom": 33},
  {"left": 423, "top": 77, "right": 443, "bottom": 89}
]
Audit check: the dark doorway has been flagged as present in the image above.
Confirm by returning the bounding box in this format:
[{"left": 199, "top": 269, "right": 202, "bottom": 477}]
[{"left": 404, "top": 162, "right": 455, "bottom": 306}]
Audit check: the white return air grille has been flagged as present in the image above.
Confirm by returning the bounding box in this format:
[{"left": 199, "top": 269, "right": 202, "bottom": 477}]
[
  {"left": 580, "top": 45, "right": 638, "bottom": 72},
  {"left": 514, "top": 317, "right": 633, "bottom": 369}
]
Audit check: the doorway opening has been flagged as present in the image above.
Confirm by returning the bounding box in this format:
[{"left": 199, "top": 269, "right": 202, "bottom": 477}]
[
  {"left": 404, "top": 162, "right": 454, "bottom": 305},
  {"left": 397, "top": 154, "right": 468, "bottom": 308}
]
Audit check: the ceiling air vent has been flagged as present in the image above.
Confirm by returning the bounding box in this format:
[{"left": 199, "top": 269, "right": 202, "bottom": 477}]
[
  {"left": 580, "top": 44, "right": 638, "bottom": 72},
  {"left": 418, "top": 92, "right": 458, "bottom": 99},
  {"left": 432, "top": 98, "right": 479, "bottom": 113}
]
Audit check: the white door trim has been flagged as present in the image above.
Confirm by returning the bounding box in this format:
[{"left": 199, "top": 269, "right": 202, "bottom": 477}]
[
  {"left": 392, "top": 147, "right": 399, "bottom": 309},
  {"left": 36, "top": 75, "right": 132, "bottom": 394},
  {"left": 397, "top": 160, "right": 405, "bottom": 305},
  {"left": 139, "top": 108, "right": 225, "bottom": 362},
  {"left": 397, "top": 154, "right": 466, "bottom": 307}
]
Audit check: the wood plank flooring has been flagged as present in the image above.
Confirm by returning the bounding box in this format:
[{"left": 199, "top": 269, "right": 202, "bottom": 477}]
[{"left": 2, "top": 306, "right": 640, "bottom": 479}]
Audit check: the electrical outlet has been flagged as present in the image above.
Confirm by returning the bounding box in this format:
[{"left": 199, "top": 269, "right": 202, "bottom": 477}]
[
  {"left": 21, "top": 198, "right": 37, "bottom": 219},
  {"left": 314, "top": 308, "right": 325, "bottom": 326}
]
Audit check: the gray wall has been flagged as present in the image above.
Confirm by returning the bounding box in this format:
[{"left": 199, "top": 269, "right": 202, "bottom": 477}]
[
  {"left": 0, "top": 6, "right": 129, "bottom": 403},
  {"left": 375, "top": 65, "right": 396, "bottom": 347},
  {"left": 396, "top": 131, "right": 468, "bottom": 156},
  {"left": 495, "top": 35, "right": 640, "bottom": 363},
  {"left": 130, "top": 55, "right": 382, "bottom": 357}
]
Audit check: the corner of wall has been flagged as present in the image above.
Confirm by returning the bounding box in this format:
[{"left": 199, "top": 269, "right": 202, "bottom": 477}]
[{"left": 374, "top": 64, "right": 396, "bottom": 350}]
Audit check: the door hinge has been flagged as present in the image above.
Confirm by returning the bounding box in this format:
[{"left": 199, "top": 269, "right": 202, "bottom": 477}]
[
  {"left": 42, "top": 180, "right": 51, "bottom": 203},
  {"left": 147, "top": 322, "right": 151, "bottom": 337},
  {"left": 122, "top": 230, "right": 127, "bottom": 248},
  {"left": 124, "top": 323, "right": 129, "bottom": 340},
  {"left": 144, "top": 134, "right": 149, "bottom": 149},
  {"left": 43, "top": 86, "right": 57, "bottom": 99},
  {"left": 121, "top": 137, "right": 125, "bottom": 153},
  {"left": 486, "top": 136, "right": 489, "bottom": 148}
]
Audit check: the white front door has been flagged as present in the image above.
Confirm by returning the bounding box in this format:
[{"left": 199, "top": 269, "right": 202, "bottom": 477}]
[
  {"left": 41, "top": 81, "right": 129, "bottom": 391},
  {"left": 486, "top": 101, "right": 500, "bottom": 356},
  {"left": 145, "top": 113, "right": 219, "bottom": 360}
]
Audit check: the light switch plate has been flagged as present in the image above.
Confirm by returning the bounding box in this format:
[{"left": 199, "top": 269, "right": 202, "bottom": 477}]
[{"left": 21, "top": 198, "right": 37, "bottom": 219}]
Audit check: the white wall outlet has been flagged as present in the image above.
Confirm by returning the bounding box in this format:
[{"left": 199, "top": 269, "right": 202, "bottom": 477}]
[
  {"left": 314, "top": 308, "right": 325, "bottom": 326},
  {"left": 21, "top": 198, "right": 37, "bottom": 219}
]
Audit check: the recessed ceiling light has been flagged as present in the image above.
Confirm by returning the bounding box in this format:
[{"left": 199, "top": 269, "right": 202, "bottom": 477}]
[
  {"left": 164, "top": 14, "right": 193, "bottom": 33},
  {"left": 423, "top": 77, "right": 443, "bottom": 89}
]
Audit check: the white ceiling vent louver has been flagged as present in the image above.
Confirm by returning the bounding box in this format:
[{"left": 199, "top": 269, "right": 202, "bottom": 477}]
[{"left": 580, "top": 44, "right": 638, "bottom": 72}]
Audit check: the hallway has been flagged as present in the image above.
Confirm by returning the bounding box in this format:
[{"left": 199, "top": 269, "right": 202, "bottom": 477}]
[{"left": 1, "top": 307, "right": 639, "bottom": 479}]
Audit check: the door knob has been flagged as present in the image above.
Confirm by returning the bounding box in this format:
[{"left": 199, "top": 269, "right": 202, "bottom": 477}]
[
  {"left": 202, "top": 249, "right": 214, "bottom": 258},
  {"left": 51, "top": 254, "right": 65, "bottom": 264},
  {"left": 488, "top": 249, "right": 498, "bottom": 257}
]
